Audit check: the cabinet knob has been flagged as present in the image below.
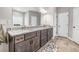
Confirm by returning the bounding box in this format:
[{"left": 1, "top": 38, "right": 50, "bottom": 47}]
[{"left": 73, "top": 26, "right": 76, "bottom": 28}]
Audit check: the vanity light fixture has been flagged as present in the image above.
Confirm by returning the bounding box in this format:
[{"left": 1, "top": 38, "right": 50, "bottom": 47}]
[{"left": 39, "top": 8, "right": 47, "bottom": 14}]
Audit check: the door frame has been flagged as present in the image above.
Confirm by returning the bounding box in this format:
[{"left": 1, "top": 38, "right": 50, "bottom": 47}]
[
  {"left": 56, "top": 12, "right": 69, "bottom": 37},
  {"left": 72, "top": 7, "right": 79, "bottom": 44}
]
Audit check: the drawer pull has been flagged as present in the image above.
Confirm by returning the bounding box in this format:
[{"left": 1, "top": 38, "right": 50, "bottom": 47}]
[
  {"left": 20, "top": 37, "right": 23, "bottom": 39},
  {"left": 16, "top": 37, "right": 23, "bottom": 41},
  {"left": 16, "top": 39, "right": 20, "bottom": 41},
  {"left": 15, "top": 35, "right": 24, "bottom": 43}
]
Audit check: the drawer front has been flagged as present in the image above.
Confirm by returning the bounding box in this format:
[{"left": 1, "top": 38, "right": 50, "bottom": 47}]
[
  {"left": 41, "top": 29, "right": 47, "bottom": 34},
  {"left": 41, "top": 34, "right": 47, "bottom": 39},
  {"left": 25, "top": 32, "right": 37, "bottom": 40},
  {"left": 15, "top": 35, "right": 24, "bottom": 43},
  {"left": 41, "top": 30, "right": 47, "bottom": 35},
  {"left": 41, "top": 32, "right": 47, "bottom": 36}
]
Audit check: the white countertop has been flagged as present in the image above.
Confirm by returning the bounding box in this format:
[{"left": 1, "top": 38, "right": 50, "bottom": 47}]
[{"left": 8, "top": 26, "right": 53, "bottom": 36}]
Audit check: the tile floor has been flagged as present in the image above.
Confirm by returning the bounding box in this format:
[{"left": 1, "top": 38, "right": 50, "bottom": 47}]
[{"left": 38, "top": 36, "right": 79, "bottom": 52}]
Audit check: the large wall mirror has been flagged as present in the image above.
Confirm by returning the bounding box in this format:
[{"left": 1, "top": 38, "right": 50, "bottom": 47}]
[
  {"left": 29, "top": 11, "right": 41, "bottom": 26},
  {"left": 12, "top": 8, "right": 41, "bottom": 27},
  {"left": 12, "top": 10, "right": 24, "bottom": 26}
]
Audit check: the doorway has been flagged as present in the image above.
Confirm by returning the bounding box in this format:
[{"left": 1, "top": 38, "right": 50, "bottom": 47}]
[{"left": 57, "top": 12, "right": 69, "bottom": 37}]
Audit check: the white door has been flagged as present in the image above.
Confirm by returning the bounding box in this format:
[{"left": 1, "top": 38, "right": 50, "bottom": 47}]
[
  {"left": 58, "top": 12, "right": 68, "bottom": 37},
  {"left": 73, "top": 8, "right": 79, "bottom": 43}
]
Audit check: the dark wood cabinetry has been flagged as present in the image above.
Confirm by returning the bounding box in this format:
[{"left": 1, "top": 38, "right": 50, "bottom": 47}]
[
  {"left": 25, "top": 32, "right": 37, "bottom": 40},
  {"left": 40, "top": 29, "right": 48, "bottom": 47},
  {"left": 48, "top": 28, "right": 53, "bottom": 41},
  {"left": 9, "top": 28, "right": 53, "bottom": 52},
  {"left": 9, "top": 31, "right": 40, "bottom": 52}
]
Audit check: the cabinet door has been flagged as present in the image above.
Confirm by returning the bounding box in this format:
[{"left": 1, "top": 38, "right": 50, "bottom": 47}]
[
  {"left": 48, "top": 28, "right": 53, "bottom": 41},
  {"left": 15, "top": 40, "right": 31, "bottom": 52},
  {"left": 40, "top": 29, "right": 48, "bottom": 47},
  {"left": 40, "top": 38, "right": 47, "bottom": 47},
  {"left": 25, "top": 40, "right": 31, "bottom": 52},
  {"left": 40, "top": 34, "right": 47, "bottom": 47},
  {"left": 32, "top": 37, "right": 40, "bottom": 51},
  {"left": 15, "top": 41, "right": 26, "bottom": 52},
  {"left": 29, "top": 39, "right": 34, "bottom": 52}
]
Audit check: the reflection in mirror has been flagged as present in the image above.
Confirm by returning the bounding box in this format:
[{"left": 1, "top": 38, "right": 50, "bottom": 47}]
[
  {"left": 12, "top": 9, "right": 24, "bottom": 26},
  {"left": 30, "top": 16, "right": 37, "bottom": 26}
]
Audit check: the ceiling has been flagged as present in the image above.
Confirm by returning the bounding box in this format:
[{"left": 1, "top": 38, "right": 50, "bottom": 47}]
[
  {"left": 13, "top": 7, "right": 40, "bottom": 12},
  {"left": 13, "top": 7, "right": 55, "bottom": 14}
]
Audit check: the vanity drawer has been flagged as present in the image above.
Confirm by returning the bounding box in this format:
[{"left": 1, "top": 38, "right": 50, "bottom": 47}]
[
  {"left": 41, "top": 35, "right": 47, "bottom": 40},
  {"left": 41, "top": 29, "right": 47, "bottom": 34},
  {"left": 15, "top": 35, "right": 24, "bottom": 43},
  {"left": 25, "top": 32, "right": 37, "bottom": 40}
]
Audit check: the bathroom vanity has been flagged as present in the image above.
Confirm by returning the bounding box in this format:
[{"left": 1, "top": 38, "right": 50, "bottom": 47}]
[{"left": 8, "top": 26, "right": 53, "bottom": 52}]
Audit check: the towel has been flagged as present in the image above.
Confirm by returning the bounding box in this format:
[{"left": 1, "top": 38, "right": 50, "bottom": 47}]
[{"left": 0, "top": 24, "right": 5, "bottom": 43}]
